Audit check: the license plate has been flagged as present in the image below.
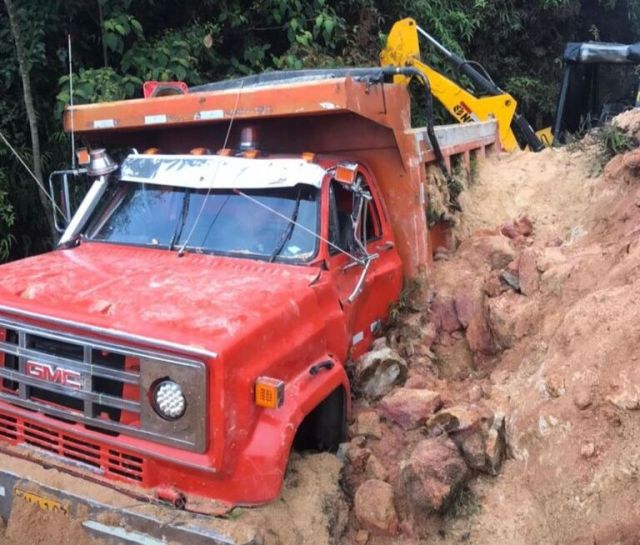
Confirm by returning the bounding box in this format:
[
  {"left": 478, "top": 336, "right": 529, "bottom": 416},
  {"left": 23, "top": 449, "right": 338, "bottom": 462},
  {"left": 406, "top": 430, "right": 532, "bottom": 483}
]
[{"left": 14, "top": 488, "right": 68, "bottom": 514}]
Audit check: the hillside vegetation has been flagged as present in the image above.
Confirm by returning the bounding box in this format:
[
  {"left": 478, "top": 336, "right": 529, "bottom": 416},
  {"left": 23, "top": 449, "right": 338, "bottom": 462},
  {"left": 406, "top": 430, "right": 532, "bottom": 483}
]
[{"left": 1, "top": 0, "right": 640, "bottom": 258}]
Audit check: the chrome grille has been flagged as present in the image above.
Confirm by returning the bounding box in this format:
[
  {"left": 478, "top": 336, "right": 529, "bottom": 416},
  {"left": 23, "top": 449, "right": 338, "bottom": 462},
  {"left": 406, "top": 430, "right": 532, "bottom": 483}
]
[
  {"left": 0, "top": 325, "right": 140, "bottom": 418},
  {"left": 0, "top": 317, "right": 207, "bottom": 452}
]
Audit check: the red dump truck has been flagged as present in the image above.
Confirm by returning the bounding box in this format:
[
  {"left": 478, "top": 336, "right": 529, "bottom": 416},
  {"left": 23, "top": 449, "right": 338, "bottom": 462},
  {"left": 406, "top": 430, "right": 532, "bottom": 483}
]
[{"left": 0, "top": 69, "right": 498, "bottom": 541}]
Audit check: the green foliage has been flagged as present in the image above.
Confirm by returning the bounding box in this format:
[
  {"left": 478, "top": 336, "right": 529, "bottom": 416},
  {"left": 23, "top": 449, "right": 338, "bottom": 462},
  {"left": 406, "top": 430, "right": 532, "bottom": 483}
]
[{"left": 595, "top": 124, "right": 637, "bottom": 168}]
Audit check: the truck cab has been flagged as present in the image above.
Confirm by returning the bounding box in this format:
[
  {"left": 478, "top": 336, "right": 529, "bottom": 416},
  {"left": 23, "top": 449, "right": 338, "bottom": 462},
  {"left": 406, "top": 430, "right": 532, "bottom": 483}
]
[{"left": 0, "top": 72, "right": 431, "bottom": 507}]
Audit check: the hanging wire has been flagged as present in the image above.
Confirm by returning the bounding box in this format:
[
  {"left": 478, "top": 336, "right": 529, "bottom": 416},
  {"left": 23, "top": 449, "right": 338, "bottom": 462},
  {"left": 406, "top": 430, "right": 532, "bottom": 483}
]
[
  {"left": 177, "top": 81, "right": 244, "bottom": 256},
  {"left": 0, "top": 129, "right": 68, "bottom": 219}
]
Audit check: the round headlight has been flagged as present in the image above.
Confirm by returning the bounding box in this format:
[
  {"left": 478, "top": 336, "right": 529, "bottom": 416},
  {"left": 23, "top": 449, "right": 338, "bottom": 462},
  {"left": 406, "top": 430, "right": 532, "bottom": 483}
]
[{"left": 153, "top": 380, "right": 186, "bottom": 420}]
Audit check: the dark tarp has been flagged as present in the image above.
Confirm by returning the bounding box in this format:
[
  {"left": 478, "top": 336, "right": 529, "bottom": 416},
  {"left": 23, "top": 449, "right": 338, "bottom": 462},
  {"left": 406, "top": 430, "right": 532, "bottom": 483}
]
[{"left": 563, "top": 42, "right": 640, "bottom": 64}]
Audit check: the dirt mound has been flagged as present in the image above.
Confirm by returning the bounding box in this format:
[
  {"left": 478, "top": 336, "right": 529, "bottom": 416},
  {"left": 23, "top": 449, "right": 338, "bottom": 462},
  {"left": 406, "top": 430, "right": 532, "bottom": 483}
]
[
  {"left": 457, "top": 144, "right": 606, "bottom": 243},
  {"left": 339, "top": 111, "right": 640, "bottom": 545}
]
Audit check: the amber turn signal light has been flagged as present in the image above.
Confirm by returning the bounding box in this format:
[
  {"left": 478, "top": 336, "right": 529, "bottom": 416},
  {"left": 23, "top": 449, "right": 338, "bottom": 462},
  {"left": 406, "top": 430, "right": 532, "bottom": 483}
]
[
  {"left": 255, "top": 377, "right": 285, "bottom": 409},
  {"left": 334, "top": 162, "right": 358, "bottom": 184}
]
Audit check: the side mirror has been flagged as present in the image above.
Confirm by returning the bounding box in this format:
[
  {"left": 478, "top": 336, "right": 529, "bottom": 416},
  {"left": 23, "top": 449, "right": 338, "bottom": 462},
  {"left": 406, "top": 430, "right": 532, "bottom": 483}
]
[{"left": 48, "top": 169, "right": 88, "bottom": 233}]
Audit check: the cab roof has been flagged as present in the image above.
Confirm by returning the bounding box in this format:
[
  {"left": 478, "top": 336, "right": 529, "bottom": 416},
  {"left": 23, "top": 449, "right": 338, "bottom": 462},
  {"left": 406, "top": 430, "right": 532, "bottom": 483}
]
[{"left": 120, "top": 154, "right": 327, "bottom": 189}]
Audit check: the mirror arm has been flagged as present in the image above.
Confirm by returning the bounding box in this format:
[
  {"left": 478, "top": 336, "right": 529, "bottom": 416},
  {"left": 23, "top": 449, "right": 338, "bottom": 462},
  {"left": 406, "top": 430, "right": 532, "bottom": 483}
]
[
  {"left": 347, "top": 253, "right": 379, "bottom": 303},
  {"left": 58, "top": 173, "right": 110, "bottom": 247}
]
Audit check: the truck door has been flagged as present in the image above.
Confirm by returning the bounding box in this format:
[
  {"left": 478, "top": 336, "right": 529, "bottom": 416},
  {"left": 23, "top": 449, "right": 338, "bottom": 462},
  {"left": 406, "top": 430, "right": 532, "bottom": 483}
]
[{"left": 327, "top": 172, "right": 402, "bottom": 358}]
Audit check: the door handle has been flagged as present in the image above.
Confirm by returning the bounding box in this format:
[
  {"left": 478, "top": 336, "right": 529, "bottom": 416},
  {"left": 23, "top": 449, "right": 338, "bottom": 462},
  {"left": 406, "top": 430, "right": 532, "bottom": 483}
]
[{"left": 376, "top": 241, "right": 394, "bottom": 252}]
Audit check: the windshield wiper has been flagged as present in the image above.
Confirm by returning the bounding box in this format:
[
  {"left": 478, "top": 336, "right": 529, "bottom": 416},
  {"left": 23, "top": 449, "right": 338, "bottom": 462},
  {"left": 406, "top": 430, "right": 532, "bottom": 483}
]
[
  {"left": 170, "top": 190, "right": 191, "bottom": 251},
  {"left": 269, "top": 189, "right": 302, "bottom": 262}
]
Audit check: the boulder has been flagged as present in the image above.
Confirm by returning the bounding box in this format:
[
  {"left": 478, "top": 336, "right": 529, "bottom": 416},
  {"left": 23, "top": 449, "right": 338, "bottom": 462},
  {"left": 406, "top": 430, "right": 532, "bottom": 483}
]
[
  {"left": 364, "top": 455, "right": 390, "bottom": 482},
  {"left": 518, "top": 248, "right": 540, "bottom": 295},
  {"left": 355, "top": 411, "right": 383, "bottom": 440},
  {"left": 400, "top": 436, "right": 469, "bottom": 513},
  {"left": 457, "top": 235, "right": 516, "bottom": 271},
  {"left": 426, "top": 405, "right": 486, "bottom": 434},
  {"left": 379, "top": 388, "right": 442, "bottom": 430},
  {"left": 432, "top": 295, "right": 462, "bottom": 334},
  {"left": 354, "top": 346, "right": 408, "bottom": 401},
  {"left": 465, "top": 312, "right": 497, "bottom": 355},
  {"left": 354, "top": 479, "right": 398, "bottom": 536},
  {"left": 487, "top": 292, "right": 539, "bottom": 349}
]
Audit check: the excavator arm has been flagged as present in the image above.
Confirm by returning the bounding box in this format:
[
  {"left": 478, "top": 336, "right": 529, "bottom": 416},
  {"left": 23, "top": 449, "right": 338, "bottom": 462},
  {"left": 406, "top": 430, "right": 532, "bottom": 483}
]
[{"left": 381, "top": 18, "right": 544, "bottom": 152}]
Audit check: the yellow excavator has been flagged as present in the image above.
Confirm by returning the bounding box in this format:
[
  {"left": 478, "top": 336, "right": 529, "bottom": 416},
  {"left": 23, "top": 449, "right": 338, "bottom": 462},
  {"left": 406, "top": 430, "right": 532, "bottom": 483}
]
[{"left": 381, "top": 18, "right": 546, "bottom": 152}]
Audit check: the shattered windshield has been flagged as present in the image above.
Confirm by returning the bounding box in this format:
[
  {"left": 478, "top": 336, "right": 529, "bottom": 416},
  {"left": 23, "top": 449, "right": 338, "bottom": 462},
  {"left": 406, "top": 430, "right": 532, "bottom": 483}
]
[{"left": 85, "top": 183, "right": 319, "bottom": 262}]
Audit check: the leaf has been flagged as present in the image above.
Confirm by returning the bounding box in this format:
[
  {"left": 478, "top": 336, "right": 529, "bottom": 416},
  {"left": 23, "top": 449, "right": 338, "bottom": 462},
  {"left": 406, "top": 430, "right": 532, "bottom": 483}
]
[{"left": 103, "top": 32, "right": 118, "bottom": 52}]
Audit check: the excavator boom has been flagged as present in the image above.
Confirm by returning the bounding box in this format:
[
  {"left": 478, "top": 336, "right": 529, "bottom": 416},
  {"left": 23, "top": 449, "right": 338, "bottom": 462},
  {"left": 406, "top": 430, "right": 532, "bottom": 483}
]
[{"left": 381, "top": 18, "right": 544, "bottom": 152}]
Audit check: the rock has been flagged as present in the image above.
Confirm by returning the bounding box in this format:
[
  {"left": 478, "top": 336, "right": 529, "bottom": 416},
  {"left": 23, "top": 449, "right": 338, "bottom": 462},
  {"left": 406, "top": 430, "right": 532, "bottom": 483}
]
[
  {"left": 404, "top": 373, "right": 430, "bottom": 389},
  {"left": 465, "top": 312, "right": 497, "bottom": 355},
  {"left": 342, "top": 439, "right": 371, "bottom": 472},
  {"left": 573, "top": 386, "right": 593, "bottom": 410},
  {"left": 515, "top": 215, "right": 534, "bottom": 237},
  {"left": 354, "top": 480, "right": 398, "bottom": 536},
  {"left": 581, "top": 442, "right": 596, "bottom": 458},
  {"left": 379, "top": 388, "right": 442, "bottom": 430},
  {"left": 484, "top": 428, "right": 503, "bottom": 474},
  {"left": 468, "top": 384, "right": 484, "bottom": 403},
  {"left": 355, "top": 411, "right": 383, "bottom": 440},
  {"left": 545, "top": 373, "right": 566, "bottom": 398},
  {"left": 457, "top": 429, "right": 487, "bottom": 470},
  {"left": 400, "top": 436, "right": 469, "bottom": 513},
  {"left": 427, "top": 405, "right": 501, "bottom": 473},
  {"left": 485, "top": 413, "right": 506, "bottom": 475},
  {"left": 453, "top": 284, "right": 484, "bottom": 329},
  {"left": 518, "top": 248, "right": 540, "bottom": 295},
  {"left": 432, "top": 295, "right": 462, "bottom": 333},
  {"left": 487, "top": 292, "right": 539, "bottom": 350},
  {"left": 395, "top": 314, "right": 438, "bottom": 357},
  {"left": 500, "top": 270, "right": 521, "bottom": 291},
  {"left": 500, "top": 221, "right": 520, "bottom": 239},
  {"left": 355, "top": 347, "right": 408, "bottom": 401},
  {"left": 484, "top": 270, "right": 509, "bottom": 297},
  {"left": 426, "top": 405, "right": 485, "bottom": 434},
  {"left": 365, "top": 455, "right": 389, "bottom": 482},
  {"left": 458, "top": 235, "right": 517, "bottom": 271},
  {"left": 537, "top": 246, "right": 565, "bottom": 272},
  {"left": 608, "top": 390, "right": 640, "bottom": 410}
]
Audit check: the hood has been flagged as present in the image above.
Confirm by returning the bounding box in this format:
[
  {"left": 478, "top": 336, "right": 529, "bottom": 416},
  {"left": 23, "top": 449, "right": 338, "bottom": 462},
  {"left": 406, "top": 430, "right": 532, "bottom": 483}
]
[{"left": 0, "top": 242, "right": 322, "bottom": 357}]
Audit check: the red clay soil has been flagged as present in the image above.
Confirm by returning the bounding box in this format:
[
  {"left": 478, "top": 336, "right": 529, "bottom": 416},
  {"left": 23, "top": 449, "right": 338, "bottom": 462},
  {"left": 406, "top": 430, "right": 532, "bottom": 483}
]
[{"left": 341, "top": 114, "right": 640, "bottom": 545}]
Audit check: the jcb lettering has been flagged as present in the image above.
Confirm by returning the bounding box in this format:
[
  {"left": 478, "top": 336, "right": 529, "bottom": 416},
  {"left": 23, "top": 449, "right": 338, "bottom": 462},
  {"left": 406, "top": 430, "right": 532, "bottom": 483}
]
[{"left": 452, "top": 104, "right": 473, "bottom": 123}]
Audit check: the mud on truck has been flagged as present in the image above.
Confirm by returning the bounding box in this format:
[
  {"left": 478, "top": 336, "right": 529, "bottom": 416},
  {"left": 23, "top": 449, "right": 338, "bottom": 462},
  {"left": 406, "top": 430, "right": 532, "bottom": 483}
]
[{"left": 0, "top": 69, "right": 499, "bottom": 540}]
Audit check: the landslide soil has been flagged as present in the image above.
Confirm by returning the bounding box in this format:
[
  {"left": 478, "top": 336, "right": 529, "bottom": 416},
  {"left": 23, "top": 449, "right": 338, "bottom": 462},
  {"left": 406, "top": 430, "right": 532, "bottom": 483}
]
[{"left": 433, "top": 132, "right": 640, "bottom": 544}]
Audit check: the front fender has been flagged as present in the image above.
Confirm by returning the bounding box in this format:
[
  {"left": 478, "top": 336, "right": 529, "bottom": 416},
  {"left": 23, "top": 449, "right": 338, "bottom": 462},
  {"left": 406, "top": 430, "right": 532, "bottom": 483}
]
[{"left": 229, "top": 356, "right": 350, "bottom": 505}]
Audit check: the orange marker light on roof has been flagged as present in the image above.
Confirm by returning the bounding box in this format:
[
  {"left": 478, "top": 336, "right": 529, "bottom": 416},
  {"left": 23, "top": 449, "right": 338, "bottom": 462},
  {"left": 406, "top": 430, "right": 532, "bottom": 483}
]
[
  {"left": 302, "top": 152, "right": 316, "bottom": 162},
  {"left": 255, "top": 377, "right": 285, "bottom": 409},
  {"left": 143, "top": 147, "right": 160, "bottom": 155},
  {"left": 190, "top": 147, "right": 211, "bottom": 155},
  {"left": 76, "top": 148, "right": 90, "bottom": 166}
]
